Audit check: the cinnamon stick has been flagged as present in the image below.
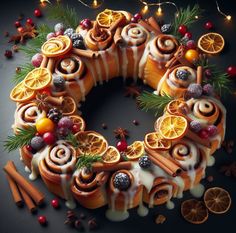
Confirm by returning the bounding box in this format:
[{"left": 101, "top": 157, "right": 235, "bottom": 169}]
[
  {"left": 45, "top": 95, "right": 64, "bottom": 106},
  {"left": 47, "top": 58, "right": 56, "bottom": 73},
  {"left": 139, "top": 20, "right": 159, "bottom": 35},
  {"left": 147, "top": 17, "right": 161, "bottom": 34},
  {"left": 109, "top": 17, "right": 124, "bottom": 32},
  {"left": 186, "top": 130, "right": 211, "bottom": 148},
  {"left": 72, "top": 48, "right": 99, "bottom": 58},
  {"left": 5, "top": 173, "right": 23, "bottom": 207},
  {"left": 4, "top": 161, "right": 45, "bottom": 205},
  {"left": 197, "top": 66, "right": 203, "bottom": 85},
  {"left": 92, "top": 161, "right": 132, "bottom": 172},
  {"left": 165, "top": 56, "right": 178, "bottom": 68},
  {"left": 40, "top": 55, "right": 48, "bottom": 68},
  {"left": 114, "top": 27, "right": 122, "bottom": 44}
]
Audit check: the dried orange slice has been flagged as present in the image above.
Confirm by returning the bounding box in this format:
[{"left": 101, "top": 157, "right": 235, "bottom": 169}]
[
  {"left": 23, "top": 68, "right": 52, "bottom": 90},
  {"left": 60, "top": 96, "right": 77, "bottom": 115},
  {"left": 75, "top": 131, "right": 108, "bottom": 156},
  {"left": 166, "top": 99, "right": 188, "bottom": 115},
  {"left": 96, "top": 9, "right": 123, "bottom": 28},
  {"left": 181, "top": 199, "right": 208, "bottom": 224},
  {"left": 159, "top": 115, "right": 188, "bottom": 140},
  {"left": 198, "top": 33, "right": 225, "bottom": 54},
  {"left": 144, "top": 132, "right": 171, "bottom": 151},
  {"left": 10, "top": 81, "right": 35, "bottom": 102},
  {"left": 102, "top": 146, "right": 120, "bottom": 164},
  {"left": 204, "top": 187, "right": 231, "bottom": 214},
  {"left": 69, "top": 115, "right": 86, "bottom": 131},
  {"left": 125, "top": 141, "right": 145, "bottom": 160},
  {"left": 41, "top": 35, "right": 72, "bottom": 57}
]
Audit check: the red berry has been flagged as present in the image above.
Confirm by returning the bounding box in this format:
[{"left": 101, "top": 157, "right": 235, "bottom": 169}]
[
  {"left": 26, "top": 145, "right": 33, "bottom": 152},
  {"left": 17, "top": 27, "right": 24, "bottom": 33},
  {"left": 71, "top": 124, "right": 81, "bottom": 134},
  {"left": 38, "top": 215, "right": 47, "bottom": 225},
  {"left": 227, "top": 66, "right": 236, "bottom": 78},
  {"left": 26, "top": 18, "right": 33, "bottom": 25},
  {"left": 178, "top": 25, "right": 187, "bottom": 35},
  {"left": 116, "top": 140, "right": 128, "bottom": 152},
  {"left": 4, "top": 50, "right": 13, "bottom": 58},
  {"left": 34, "top": 8, "right": 42, "bottom": 17},
  {"left": 134, "top": 13, "right": 142, "bottom": 21},
  {"left": 14, "top": 21, "right": 21, "bottom": 28},
  {"left": 43, "top": 132, "right": 56, "bottom": 145},
  {"left": 205, "top": 69, "right": 212, "bottom": 78},
  {"left": 206, "top": 125, "right": 218, "bottom": 137},
  {"left": 184, "top": 32, "right": 192, "bottom": 39},
  {"left": 55, "top": 30, "right": 64, "bottom": 36},
  {"left": 186, "top": 40, "right": 196, "bottom": 49},
  {"left": 198, "top": 129, "right": 209, "bottom": 139},
  {"left": 80, "top": 19, "right": 92, "bottom": 29},
  {"left": 38, "top": 87, "right": 51, "bottom": 96},
  {"left": 131, "top": 17, "right": 138, "bottom": 23},
  {"left": 205, "top": 21, "right": 214, "bottom": 30},
  {"left": 51, "top": 199, "right": 59, "bottom": 208}
]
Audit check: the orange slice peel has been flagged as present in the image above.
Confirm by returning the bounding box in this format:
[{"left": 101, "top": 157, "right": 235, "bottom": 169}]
[
  {"left": 102, "top": 146, "right": 120, "bottom": 164},
  {"left": 125, "top": 141, "right": 145, "bottom": 160},
  {"left": 144, "top": 132, "right": 171, "bottom": 151}
]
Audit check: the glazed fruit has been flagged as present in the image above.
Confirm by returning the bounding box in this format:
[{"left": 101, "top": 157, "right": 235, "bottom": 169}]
[
  {"left": 30, "top": 136, "right": 45, "bottom": 151},
  {"left": 139, "top": 155, "right": 151, "bottom": 169},
  {"left": 58, "top": 117, "right": 73, "bottom": 129},
  {"left": 113, "top": 172, "right": 131, "bottom": 191},
  {"left": 36, "top": 118, "right": 55, "bottom": 134}
]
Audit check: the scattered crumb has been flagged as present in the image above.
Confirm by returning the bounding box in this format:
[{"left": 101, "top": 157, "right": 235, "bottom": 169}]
[
  {"left": 155, "top": 214, "right": 166, "bottom": 224},
  {"left": 207, "top": 175, "right": 214, "bottom": 182}
]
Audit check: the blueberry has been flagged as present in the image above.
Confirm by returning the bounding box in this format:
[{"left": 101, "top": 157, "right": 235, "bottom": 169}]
[
  {"left": 161, "top": 24, "right": 172, "bottom": 33},
  {"left": 113, "top": 172, "right": 131, "bottom": 191},
  {"left": 139, "top": 155, "right": 151, "bottom": 169},
  {"left": 53, "top": 75, "right": 65, "bottom": 91},
  {"left": 30, "top": 136, "right": 44, "bottom": 151},
  {"left": 73, "top": 40, "right": 85, "bottom": 49},
  {"left": 176, "top": 69, "right": 190, "bottom": 81},
  {"left": 71, "top": 33, "right": 83, "bottom": 42},
  {"left": 64, "top": 28, "right": 74, "bottom": 38}
]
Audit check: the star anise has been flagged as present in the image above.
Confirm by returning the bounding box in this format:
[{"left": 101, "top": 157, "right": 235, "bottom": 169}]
[
  {"left": 124, "top": 84, "right": 141, "bottom": 98},
  {"left": 9, "top": 24, "right": 38, "bottom": 44},
  {"left": 219, "top": 162, "right": 236, "bottom": 178},
  {"left": 113, "top": 127, "right": 129, "bottom": 139},
  {"left": 34, "top": 93, "right": 52, "bottom": 112}
]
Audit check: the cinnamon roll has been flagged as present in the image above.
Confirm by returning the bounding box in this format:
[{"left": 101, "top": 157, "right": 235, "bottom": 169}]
[
  {"left": 118, "top": 23, "right": 149, "bottom": 80},
  {"left": 142, "top": 34, "right": 179, "bottom": 89},
  {"left": 158, "top": 65, "right": 197, "bottom": 98},
  {"left": 71, "top": 168, "right": 109, "bottom": 209}
]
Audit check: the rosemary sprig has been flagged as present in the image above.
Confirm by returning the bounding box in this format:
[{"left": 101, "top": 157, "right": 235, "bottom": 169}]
[
  {"left": 171, "top": 4, "right": 203, "bottom": 37},
  {"left": 76, "top": 154, "right": 102, "bottom": 170},
  {"left": 66, "top": 132, "right": 79, "bottom": 148},
  {"left": 137, "top": 91, "right": 173, "bottom": 116},
  {"left": 13, "top": 63, "right": 34, "bottom": 84},
  {"left": 47, "top": 4, "right": 79, "bottom": 29},
  {"left": 4, "top": 126, "right": 37, "bottom": 152}
]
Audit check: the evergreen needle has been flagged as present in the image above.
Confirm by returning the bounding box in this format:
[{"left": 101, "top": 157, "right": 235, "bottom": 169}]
[
  {"left": 76, "top": 154, "right": 102, "bottom": 170},
  {"left": 13, "top": 63, "right": 34, "bottom": 84},
  {"left": 66, "top": 132, "right": 79, "bottom": 148},
  {"left": 4, "top": 126, "right": 37, "bottom": 152},
  {"left": 137, "top": 91, "right": 173, "bottom": 116}
]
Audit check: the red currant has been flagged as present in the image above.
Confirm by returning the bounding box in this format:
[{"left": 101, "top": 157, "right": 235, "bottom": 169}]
[
  {"left": 51, "top": 199, "right": 59, "bottom": 208},
  {"left": 71, "top": 124, "right": 81, "bottom": 134},
  {"left": 14, "top": 21, "right": 21, "bottom": 28},
  {"left": 198, "top": 129, "right": 209, "bottom": 139},
  {"left": 178, "top": 25, "right": 187, "bottom": 35},
  {"left": 38, "top": 215, "right": 47, "bottom": 225},
  {"left": 133, "top": 13, "right": 142, "bottom": 21},
  {"left": 131, "top": 17, "right": 138, "bottom": 23},
  {"left": 116, "top": 140, "right": 128, "bottom": 152},
  {"left": 227, "top": 66, "right": 236, "bottom": 78},
  {"left": 26, "top": 18, "right": 33, "bottom": 25},
  {"left": 26, "top": 145, "right": 33, "bottom": 152},
  {"left": 43, "top": 132, "right": 56, "bottom": 145},
  {"left": 34, "top": 8, "right": 42, "bottom": 17},
  {"left": 184, "top": 32, "right": 192, "bottom": 39},
  {"left": 204, "top": 21, "right": 214, "bottom": 30},
  {"left": 17, "top": 27, "right": 24, "bottom": 33}
]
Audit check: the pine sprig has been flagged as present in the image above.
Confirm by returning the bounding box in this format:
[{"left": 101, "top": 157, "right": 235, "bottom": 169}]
[
  {"left": 13, "top": 63, "right": 34, "bottom": 84},
  {"left": 4, "top": 126, "right": 37, "bottom": 152},
  {"left": 66, "top": 132, "right": 79, "bottom": 148},
  {"left": 171, "top": 4, "right": 203, "bottom": 37},
  {"left": 137, "top": 91, "right": 173, "bottom": 116},
  {"left": 47, "top": 4, "right": 79, "bottom": 29},
  {"left": 76, "top": 154, "right": 102, "bottom": 170}
]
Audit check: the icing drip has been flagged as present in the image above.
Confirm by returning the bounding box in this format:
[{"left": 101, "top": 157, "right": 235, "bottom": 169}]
[{"left": 190, "top": 183, "right": 205, "bottom": 198}]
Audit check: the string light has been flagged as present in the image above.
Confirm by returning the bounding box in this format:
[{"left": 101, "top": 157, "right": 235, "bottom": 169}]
[
  {"left": 216, "top": 1, "right": 232, "bottom": 21},
  {"left": 156, "top": 6, "right": 163, "bottom": 16},
  {"left": 77, "top": 0, "right": 104, "bottom": 9},
  {"left": 40, "top": 0, "right": 50, "bottom": 7}
]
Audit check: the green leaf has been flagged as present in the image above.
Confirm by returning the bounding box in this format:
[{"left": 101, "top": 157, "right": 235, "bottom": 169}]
[
  {"left": 4, "top": 126, "right": 37, "bottom": 152},
  {"left": 137, "top": 91, "right": 173, "bottom": 116},
  {"left": 13, "top": 63, "right": 34, "bottom": 84},
  {"left": 66, "top": 132, "right": 79, "bottom": 148},
  {"left": 76, "top": 154, "right": 102, "bottom": 170},
  {"left": 47, "top": 4, "right": 79, "bottom": 29}
]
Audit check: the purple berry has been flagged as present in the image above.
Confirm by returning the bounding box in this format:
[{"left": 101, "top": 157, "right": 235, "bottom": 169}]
[
  {"left": 57, "top": 127, "right": 70, "bottom": 137},
  {"left": 203, "top": 83, "right": 214, "bottom": 96},
  {"left": 58, "top": 117, "right": 73, "bottom": 129},
  {"left": 204, "top": 69, "right": 212, "bottom": 78},
  {"left": 30, "top": 136, "right": 44, "bottom": 151},
  {"left": 190, "top": 121, "right": 202, "bottom": 133},
  {"left": 31, "top": 53, "right": 43, "bottom": 67},
  {"left": 46, "top": 32, "right": 56, "bottom": 40},
  {"left": 206, "top": 125, "right": 218, "bottom": 137},
  {"left": 176, "top": 69, "right": 190, "bottom": 80},
  {"left": 186, "top": 40, "right": 196, "bottom": 49},
  {"left": 187, "top": 83, "right": 203, "bottom": 98},
  {"left": 113, "top": 172, "right": 131, "bottom": 191},
  {"left": 139, "top": 155, "right": 151, "bottom": 169},
  {"left": 133, "top": 13, "right": 142, "bottom": 21}
]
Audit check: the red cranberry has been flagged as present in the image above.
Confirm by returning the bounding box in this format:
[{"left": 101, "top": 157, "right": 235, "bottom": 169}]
[
  {"left": 26, "top": 18, "right": 33, "bottom": 25},
  {"left": 116, "top": 140, "right": 128, "bottom": 152},
  {"left": 14, "top": 21, "right": 21, "bottom": 28},
  {"left": 186, "top": 40, "right": 196, "bottom": 49},
  {"left": 43, "top": 132, "right": 56, "bottom": 145},
  {"left": 131, "top": 17, "right": 138, "bottom": 23},
  {"left": 26, "top": 145, "right": 33, "bottom": 152},
  {"left": 55, "top": 30, "right": 64, "bottom": 36},
  {"left": 184, "top": 32, "right": 192, "bottom": 39},
  {"left": 4, "top": 50, "right": 13, "bottom": 59},
  {"left": 80, "top": 19, "right": 92, "bottom": 29},
  {"left": 178, "top": 25, "right": 187, "bottom": 35},
  {"left": 198, "top": 129, "right": 209, "bottom": 139},
  {"left": 227, "top": 66, "right": 236, "bottom": 78},
  {"left": 133, "top": 13, "right": 142, "bottom": 21},
  {"left": 34, "top": 8, "right": 42, "bottom": 17},
  {"left": 205, "top": 21, "right": 214, "bottom": 30},
  {"left": 205, "top": 69, "right": 212, "bottom": 78},
  {"left": 206, "top": 125, "right": 218, "bottom": 137},
  {"left": 71, "top": 124, "right": 81, "bottom": 134},
  {"left": 38, "top": 215, "right": 47, "bottom": 225},
  {"left": 51, "top": 199, "right": 59, "bottom": 208}
]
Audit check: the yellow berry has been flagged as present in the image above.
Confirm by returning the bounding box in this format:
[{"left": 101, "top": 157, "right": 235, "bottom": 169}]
[{"left": 36, "top": 118, "right": 55, "bottom": 134}]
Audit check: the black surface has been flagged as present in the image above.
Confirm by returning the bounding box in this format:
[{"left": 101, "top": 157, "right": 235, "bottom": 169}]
[{"left": 0, "top": 0, "right": 236, "bottom": 233}]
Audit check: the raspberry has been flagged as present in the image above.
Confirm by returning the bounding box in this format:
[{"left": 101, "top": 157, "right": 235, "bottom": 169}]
[{"left": 203, "top": 83, "right": 214, "bottom": 96}]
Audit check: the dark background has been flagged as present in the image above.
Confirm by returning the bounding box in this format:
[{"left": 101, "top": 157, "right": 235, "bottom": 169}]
[{"left": 0, "top": 0, "right": 236, "bottom": 232}]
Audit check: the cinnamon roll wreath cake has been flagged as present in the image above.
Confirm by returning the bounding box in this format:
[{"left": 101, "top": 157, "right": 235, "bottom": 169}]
[{"left": 9, "top": 9, "right": 226, "bottom": 221}]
